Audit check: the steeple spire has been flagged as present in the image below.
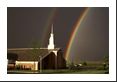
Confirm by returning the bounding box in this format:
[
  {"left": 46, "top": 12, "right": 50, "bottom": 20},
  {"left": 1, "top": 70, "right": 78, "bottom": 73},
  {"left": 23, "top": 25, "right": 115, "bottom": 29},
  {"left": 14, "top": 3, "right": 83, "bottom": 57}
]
[
  {"left": 51, "top": 24, "right": 53, "bottom": 34},
  {"left": 48, "top": 24, "right": 55, "bottom": 49}
]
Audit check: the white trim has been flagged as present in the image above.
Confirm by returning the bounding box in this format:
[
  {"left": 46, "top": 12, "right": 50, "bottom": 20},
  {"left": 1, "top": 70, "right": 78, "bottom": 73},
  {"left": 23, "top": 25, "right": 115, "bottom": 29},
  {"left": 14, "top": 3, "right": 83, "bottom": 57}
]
[
  {"left": 7, "top": 48, "right": 60, "bottom": 50},
  {"left": 15, "top": 61, "right": 38, "bottom": 64},
  {"left": 53, "top": 51, "right": 58, "bottom": 56},
  {"left": 8, "top": 48, "right": 40, "bottom": 50}
]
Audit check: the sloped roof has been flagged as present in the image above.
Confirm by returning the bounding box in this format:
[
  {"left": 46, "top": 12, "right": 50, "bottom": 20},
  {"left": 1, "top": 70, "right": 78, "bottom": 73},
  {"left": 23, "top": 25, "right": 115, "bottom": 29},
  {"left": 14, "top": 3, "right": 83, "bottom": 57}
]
[{"left": 7, "top": 48, "right": 60, "bottom": 61}]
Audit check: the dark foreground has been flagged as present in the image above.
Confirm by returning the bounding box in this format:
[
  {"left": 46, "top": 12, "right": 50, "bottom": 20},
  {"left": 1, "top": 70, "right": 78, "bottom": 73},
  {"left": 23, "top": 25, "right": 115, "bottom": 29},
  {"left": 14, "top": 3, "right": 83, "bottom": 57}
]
[
  {"left": 7, "top": 62, "right": 109, "bottom": 74},
  {"left": 7, "top": 69, "right": 109, "bottom": 74}
]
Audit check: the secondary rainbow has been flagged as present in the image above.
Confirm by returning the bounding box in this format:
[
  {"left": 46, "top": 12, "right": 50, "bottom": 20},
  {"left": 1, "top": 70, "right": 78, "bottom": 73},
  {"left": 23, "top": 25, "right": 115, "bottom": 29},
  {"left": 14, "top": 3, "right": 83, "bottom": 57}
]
[{"left": 41, "top": 8, "right": 57, "bottom": 46}]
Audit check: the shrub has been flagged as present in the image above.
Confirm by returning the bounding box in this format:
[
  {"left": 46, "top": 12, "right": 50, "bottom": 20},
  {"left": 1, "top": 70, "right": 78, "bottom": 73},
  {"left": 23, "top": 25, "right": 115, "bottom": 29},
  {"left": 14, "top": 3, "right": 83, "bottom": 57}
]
[{"left": 82, "top": 61, "right": 87, "bottom": 66}]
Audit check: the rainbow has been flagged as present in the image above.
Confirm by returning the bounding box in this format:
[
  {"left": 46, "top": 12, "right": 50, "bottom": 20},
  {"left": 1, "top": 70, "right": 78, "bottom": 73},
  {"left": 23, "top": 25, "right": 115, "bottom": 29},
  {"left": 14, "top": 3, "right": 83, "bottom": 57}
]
[
  {"left": 65, "top": 8, "right": 90, "bottom": 60},
  {"left": 41, "top": 8, "right": 57, "bottom": 46}
]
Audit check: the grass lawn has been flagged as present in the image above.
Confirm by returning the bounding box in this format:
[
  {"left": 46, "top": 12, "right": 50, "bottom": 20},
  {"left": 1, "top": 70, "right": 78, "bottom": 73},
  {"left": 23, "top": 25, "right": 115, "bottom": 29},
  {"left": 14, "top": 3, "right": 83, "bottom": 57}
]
[
  {"left": 7, "top": 69, "right": 108, "bottom": 74},
  {"left": 7, "top": 62, "right": 109, "bottom": 74}
]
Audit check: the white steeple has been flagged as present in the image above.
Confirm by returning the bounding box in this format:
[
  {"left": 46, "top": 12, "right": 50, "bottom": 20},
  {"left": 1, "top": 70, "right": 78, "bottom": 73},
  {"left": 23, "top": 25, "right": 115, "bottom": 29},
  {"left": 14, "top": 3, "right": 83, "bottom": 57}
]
[{"left": 48, "top": 24, "right": 55, "bottom": 49}]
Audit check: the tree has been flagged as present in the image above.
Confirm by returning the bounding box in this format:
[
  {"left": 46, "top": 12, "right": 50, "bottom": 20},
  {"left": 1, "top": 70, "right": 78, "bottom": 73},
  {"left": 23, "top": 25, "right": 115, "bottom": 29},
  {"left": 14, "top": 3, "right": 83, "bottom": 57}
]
[
  {"left": 103, "top": 55, "right": 109, "bottom": 63},
  {"left": 103, "top": 55, "right": 109, "bottom": 70},
  {"left": 82, "top": 61, "right": 87, "bottom": 66},
  {"left": 28, "top": 40, "right": 40, "bottom": 71},
  {"left": 66, "top": 60, "right": 71, "bottom": 68},
  {"left": 68, "top": 61, "right": 75, "bottom": 70}
]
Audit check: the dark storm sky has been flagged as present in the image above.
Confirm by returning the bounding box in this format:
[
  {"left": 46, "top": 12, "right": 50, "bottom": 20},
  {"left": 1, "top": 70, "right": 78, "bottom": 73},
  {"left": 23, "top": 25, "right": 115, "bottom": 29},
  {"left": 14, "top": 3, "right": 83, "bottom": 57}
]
[{"left": 7, "top": 7, "right": 109, "bottom": 62}]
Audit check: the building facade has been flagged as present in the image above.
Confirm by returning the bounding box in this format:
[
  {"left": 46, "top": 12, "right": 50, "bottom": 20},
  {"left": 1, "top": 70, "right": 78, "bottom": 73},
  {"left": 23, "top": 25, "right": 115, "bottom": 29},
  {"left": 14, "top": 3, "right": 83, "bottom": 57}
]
[{"left": 7, "top": 25, "right": 66, "bottom": 70}]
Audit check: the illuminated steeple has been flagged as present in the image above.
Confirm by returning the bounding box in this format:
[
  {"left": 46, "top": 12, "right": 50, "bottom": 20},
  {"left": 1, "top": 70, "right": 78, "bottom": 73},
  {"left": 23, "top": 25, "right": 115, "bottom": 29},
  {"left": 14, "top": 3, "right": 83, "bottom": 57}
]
[{"left": 48, "top": 24, "right": 55, "bottom": 49}]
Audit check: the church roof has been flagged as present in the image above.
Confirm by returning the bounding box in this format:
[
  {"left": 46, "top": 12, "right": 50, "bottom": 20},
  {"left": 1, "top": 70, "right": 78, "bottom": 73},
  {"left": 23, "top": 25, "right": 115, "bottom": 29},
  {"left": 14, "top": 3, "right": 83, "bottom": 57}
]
[{"left": 7, "top": 48, "right": 60, "bottom": 61}]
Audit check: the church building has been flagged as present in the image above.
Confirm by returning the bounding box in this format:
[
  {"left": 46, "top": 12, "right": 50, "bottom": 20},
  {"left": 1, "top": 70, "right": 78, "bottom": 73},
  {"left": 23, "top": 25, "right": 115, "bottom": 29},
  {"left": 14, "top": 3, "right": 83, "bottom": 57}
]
[{"left": 7, "top": 25, "right": 66, "bottom": 70}]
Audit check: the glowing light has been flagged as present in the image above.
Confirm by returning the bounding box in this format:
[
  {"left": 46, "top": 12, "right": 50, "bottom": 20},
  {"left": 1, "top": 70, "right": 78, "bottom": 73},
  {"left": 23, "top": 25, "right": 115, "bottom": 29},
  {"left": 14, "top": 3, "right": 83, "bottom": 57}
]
[
  {"left": 15, "top": 61, "right": 38, "bottom": 64},
  {"left": 15, "top": 61, "right": 38, "bottom": 70},
  {"left": 65, "top": 8, "right": 90, "bottom": 61}
]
